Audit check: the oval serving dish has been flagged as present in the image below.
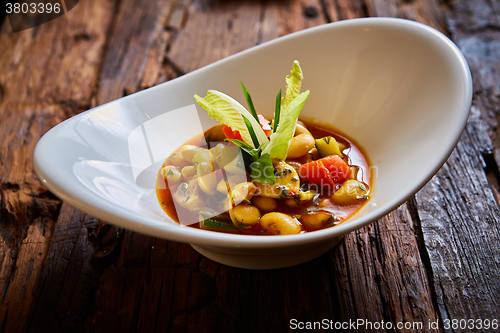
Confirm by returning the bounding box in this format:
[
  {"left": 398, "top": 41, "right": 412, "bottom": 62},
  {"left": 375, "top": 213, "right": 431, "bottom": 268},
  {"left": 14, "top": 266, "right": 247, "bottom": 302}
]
[{"left": 34, "top": 18, "right": 472, "bottom": 269}]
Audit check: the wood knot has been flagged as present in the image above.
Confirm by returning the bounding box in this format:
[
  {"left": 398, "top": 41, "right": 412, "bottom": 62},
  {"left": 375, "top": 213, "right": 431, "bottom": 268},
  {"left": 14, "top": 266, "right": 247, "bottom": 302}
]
[
  {"left": 73, "top": 31, "right": 92, "bottom": 42},
  {"left": 303, "top": 6, "right": 318, "bottom": 19},
  {"left": 89, "top": 222, "right": 123, "bottom": 259},
  {"left": 1, "top": 182, "right": 20, "bottom": 191}
]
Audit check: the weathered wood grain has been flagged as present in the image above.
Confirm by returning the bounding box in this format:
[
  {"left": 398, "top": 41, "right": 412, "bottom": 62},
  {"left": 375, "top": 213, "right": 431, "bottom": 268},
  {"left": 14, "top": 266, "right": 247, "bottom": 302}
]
[
  {"left": 414, "top": 0, "right": 500, "bottom": 324},
  {"left": 168, "top": 0, "right": 262, "bottom": 74},
  {"left": 328, "top": 204, "right": 440, "bottom": 328},
  {"left": 321, "top": 0, "right": 366, "bottom": 22},
  {"left": 0, "top": 1, "right": 115, "bottom": 331},
  {"left": 25, "top": 205, "right": 103, "bottom": 332},
  {"left": 0, "top": 0, "right": 498, "bottom": 332},
  {"left": 96, "top": 0, "right": 175, "bottom": 103},
  {"left": 362, "top": 0, "right": 500, "bottom": 328}
]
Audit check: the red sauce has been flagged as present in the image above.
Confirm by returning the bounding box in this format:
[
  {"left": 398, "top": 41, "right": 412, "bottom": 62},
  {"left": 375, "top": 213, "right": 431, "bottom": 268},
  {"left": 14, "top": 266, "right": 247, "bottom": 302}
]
[{"left": 156, "top": 121, "right": 371, "bottom": 234}]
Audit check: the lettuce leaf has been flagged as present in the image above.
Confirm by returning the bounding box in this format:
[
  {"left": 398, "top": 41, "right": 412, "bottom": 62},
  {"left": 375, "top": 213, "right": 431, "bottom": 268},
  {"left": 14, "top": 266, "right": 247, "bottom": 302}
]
[
  {"left": 281, "top": 60, "right": 303, "bottom": 113},
  {"left": 262, "top": 90, "right": 310, "bottom": 160},
  {"left": 261, "top": 60, "right": 309, "bottom": 161},
  {"left": 194, "top": 90, "right": 268, "bottom": 148}
]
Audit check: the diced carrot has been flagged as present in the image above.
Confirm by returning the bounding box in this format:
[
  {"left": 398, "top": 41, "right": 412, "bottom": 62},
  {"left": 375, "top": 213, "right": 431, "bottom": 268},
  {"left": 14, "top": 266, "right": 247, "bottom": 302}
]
[
  {"left": 319, "top": 155, "right": 351, "bottom": 183},
  {"left": 299, "top": 161, "right": 335, "bottom": 187},
  {"left": 222, "top": 125, "right": 243, "bottom": 140},
  {"left": 299, "top": 155, "right": 351, "bottom": 186}
]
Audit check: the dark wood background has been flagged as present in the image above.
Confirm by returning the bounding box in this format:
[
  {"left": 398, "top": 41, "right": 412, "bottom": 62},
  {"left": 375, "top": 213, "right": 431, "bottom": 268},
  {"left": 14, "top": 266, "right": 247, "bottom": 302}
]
[{"left": 0, "top": 0, "right": 498, "bottom": 332}]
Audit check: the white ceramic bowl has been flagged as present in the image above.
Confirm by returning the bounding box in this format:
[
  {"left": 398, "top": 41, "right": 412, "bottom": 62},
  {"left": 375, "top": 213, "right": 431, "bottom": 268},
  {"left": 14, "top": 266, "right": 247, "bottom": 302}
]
[{"left": 34, "top": 18, "right": 471, "bottom": 269}]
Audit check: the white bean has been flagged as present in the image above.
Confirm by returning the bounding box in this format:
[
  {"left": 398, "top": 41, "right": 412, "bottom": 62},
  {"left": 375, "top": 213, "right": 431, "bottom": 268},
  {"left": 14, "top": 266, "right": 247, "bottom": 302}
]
[
  {"left": 331, "top": 180, "right": 369, "bottom": 205},
  {"left": 259, "top": 212, "right": 302, "bottom": 235},
  {"left": 301, "top": 212, "right": 335, "bottom": 230},
  {"left": 287, "top": 123, "right": 315, "bottom": 159},
  {"left": 160, "top": 165, "right": 181, "bottom": 184},
  {"left": 231, "top": 204, "right": 261, "bottom": 228},
  {"left": 181, "top": 165, "right": 195, "bottom": 179},
  {"left": 252, "top": 196, "right": 278, "bottom": 212}
]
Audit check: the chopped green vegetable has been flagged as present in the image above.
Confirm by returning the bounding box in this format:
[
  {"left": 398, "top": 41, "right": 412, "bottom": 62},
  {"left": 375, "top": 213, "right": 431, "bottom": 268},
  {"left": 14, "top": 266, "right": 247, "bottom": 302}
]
[
  {"left": 315, "top": 136, "right": 343, "bottom": 157},
  {"left": 240, "top": 82, "right": 259, "bottom": 122},
  {"left": 273, "top": 89, "right": 281, "bottom": 132},
  {"left": 200, "top": 218, "right": 238, "bottom": 232},
  {"left": 225, "top": 138, "right": 275, "bottom": 183},
  {"left": 338, "top": 142, "right": 347, "bottom": 151},
  {"left": 194, "top": 90, "right": 268, "bottom": 148},
  {"left": 262, "top": 90, "right": 310, "bottom": 160},
  {"left": 250, "top": 153, "right": 276, "bottom": 183}
]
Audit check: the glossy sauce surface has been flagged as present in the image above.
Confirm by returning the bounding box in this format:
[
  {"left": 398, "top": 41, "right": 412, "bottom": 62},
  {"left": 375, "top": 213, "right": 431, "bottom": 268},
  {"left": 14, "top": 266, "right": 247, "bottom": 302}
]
[{"left": 156, "top": 121, "right": 371, "bottom": 234}]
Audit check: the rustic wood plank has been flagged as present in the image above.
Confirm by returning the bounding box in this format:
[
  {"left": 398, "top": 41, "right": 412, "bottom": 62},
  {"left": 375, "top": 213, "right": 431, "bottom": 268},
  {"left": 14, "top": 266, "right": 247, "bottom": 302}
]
[
  {"left": 415, "top": 114, "right": 500, "bottom": 321},
  {"left": 413, "top": 0, "right": 500, "bottom": 323},
  {"left": 1, "top": 0, "right": 497, "bottom": 331},
  {"left": 328, "top": 204, "right": 440, "bottom": 327},
  {"left": 321, "top": 0, "right": 366, "bottom": 21},
  {"left": 96, "top": 0, "right": 176, "bottom": 102},
  {"left": 365, "top": 0, "right": 500, "bottom": 325},
  {"left": 0, "top": 1, "right": 115, "bottom": 331},
  {"left": 25, "top": 205, "right": 106, "bottom": 332},
  {"left": 140, "top": 0, "right": 191, "bottom": 89},
  {"left": 168, "top": 0, "right": 262, "bottom": 74},
  {"left": 260, "top": 0, "right": 326, "bottom": 41}
]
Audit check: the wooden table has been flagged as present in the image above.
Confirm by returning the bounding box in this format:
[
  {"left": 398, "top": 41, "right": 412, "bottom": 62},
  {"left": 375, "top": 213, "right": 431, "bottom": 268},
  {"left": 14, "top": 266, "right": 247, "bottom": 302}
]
[{"left": 0, "top": 1, "right": 498, "bottom": 332}]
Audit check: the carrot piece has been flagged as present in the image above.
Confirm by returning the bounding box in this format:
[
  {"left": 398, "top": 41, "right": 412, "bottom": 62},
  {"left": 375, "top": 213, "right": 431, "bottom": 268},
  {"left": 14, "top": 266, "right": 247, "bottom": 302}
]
[
  {"left": 299, "top": 155, "right": 351, "bottom": 186},
  {"left": 299, "top": 161, "right": 335, "bottom": 187},
  {"left": 319, "top": 155, "right": 351, "bottom": 183},
  {"left": 222, "top": 125, "right": 243, "bottom": 140}
]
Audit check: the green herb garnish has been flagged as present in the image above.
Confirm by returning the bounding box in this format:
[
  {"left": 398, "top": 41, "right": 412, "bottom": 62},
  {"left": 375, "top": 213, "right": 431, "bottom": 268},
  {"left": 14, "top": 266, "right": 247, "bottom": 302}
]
[
  {"left": 240, "top": 82, "right": 259, "bottom": 122},
  {"left": 241, "top": 114, "right": 260, "bottom": 148},
  {"left": 250, "top": 153, "right": 275, "bottom": 183},
  {"left": 273, "top": 89, "right": 281, "bottom": 132},
  {"left": 201, "top": 218, "right": 238, "bottom": 232}
]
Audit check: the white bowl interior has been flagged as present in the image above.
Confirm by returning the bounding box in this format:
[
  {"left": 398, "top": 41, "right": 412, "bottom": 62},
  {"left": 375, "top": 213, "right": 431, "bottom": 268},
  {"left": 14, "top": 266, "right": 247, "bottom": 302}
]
[{"left": 34, "top": 19, "right": 471, "bottom": 247}]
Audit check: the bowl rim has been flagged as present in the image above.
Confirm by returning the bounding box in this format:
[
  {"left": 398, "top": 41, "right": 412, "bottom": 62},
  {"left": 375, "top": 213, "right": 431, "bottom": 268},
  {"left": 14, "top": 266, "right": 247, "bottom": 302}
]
[{"left": 33, "top": 17, "right": 472, "bottom": 248}]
